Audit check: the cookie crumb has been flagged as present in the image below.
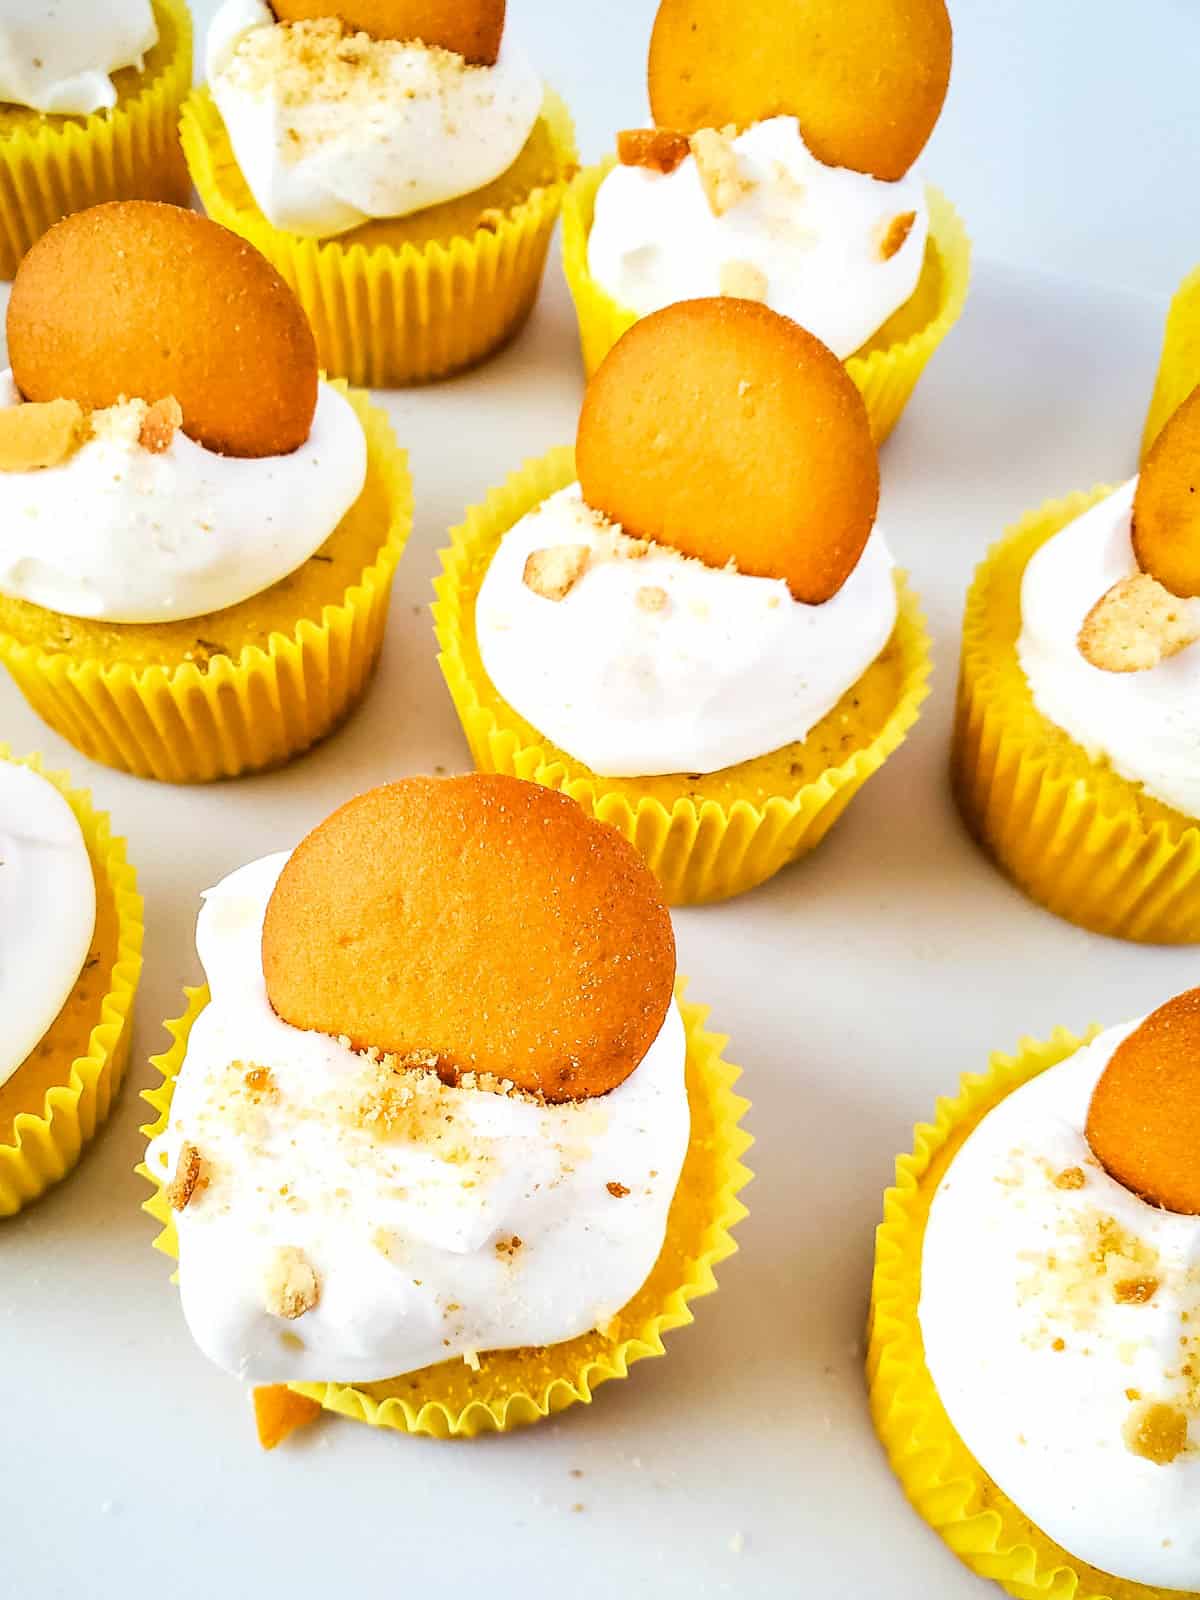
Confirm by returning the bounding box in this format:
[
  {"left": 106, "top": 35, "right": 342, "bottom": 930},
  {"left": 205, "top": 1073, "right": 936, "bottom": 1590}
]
[
  {"left": 1114, "top": 1275, "right": 1160, "bottom": 1305},
  {"left": 618, "top": 127, "right": 690, "bottom": 174},
  {"left": 636, "top": 585, "right": 669, "bottom": 614},
  {"left": 1123, "top": 1400, "right": 1188, "bottom": 1465},
  {"left": 0, "top": 398, "right": 88, "bottom": 472},
  {"left": 1053, "top": 1166, "right": 1086, "bottom": 1190},
  {"left": 523, "top": 544, "right": 590, "bottom": 601},
  {"left": 878, "top": 211, "right": 917, "bottom": 260},
  {"left": 719, "top": 258, "right": 768, "bottom": 301},
  {"left": 263, "top": 1245, "right": 320, "bottom": 1320},
  {"left": 475, "top": 206, "right": 506, "bottom": 233},
  {"left": 138, "top": 395, "right": 183, "bottom": 454},
  {"left": 1078, "top": 572, "right": 1200, "bottom": 672},
  {"left": 606, "top": 1180, "right": 631, "bottom": 1198},
  {"left": 165, "top": 1141, "right": 207, "bottom": 1211},
  {"left": 689, "top": 127, "right": 752, "bottom": 217}
]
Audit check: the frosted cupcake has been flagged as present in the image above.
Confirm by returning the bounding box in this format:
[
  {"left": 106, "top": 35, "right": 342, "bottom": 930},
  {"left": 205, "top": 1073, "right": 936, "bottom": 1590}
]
[
  {"left": 142, "top": 774, "right": 750, "bottom": 1447},
  {"left": 562, "top": 0, "right": 969, "bottom": 441},
  {"left": 0, "top": 0, "right": 191, "bottom": 279},
  {"left": 871, "top": 986, "right": 1200, "bottom": 1598},
  {"left": 0, "top": 200, "right": 411, "bottom": 783},
  {"left": 0, "top": 748, "right": 142, "bottom": 1216},
  {"left": 955, "top": 385, "right": 1200, "bottom": 942},
  {"left": 436, "top": 297, "right": 931, "bottom": 904},
  {"left": 183, "top": 0, "right": 577, "bottom": 385}
]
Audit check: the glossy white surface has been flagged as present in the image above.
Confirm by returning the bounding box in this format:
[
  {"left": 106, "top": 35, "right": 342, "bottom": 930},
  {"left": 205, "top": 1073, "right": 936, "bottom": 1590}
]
[{"left": 3, "top": 3, "right": 1200, "bottom": 1597}]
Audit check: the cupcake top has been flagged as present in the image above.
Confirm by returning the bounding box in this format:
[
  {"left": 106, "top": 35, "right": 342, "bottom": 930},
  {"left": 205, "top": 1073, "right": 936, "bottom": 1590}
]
[
  {"left": 587, "top": 0, "right": 949, "bottom": 357},
  {"left": 0, "top": 759, "right": 95, "bottom": 1088},
  {"left": 476, "top": 297, "right": 898, "bottom": 777},
  {"left": 206, "top": 0, "right": 543, "bottom": 237},
  {"left": 0, "top": 0, "right": 157, "bottom": 115},
  {"left": 1018, "top": 387, "right": 1200, "bottom": 817},
  {"left": 0, "top": 201, "right": 365, "bottom": 624},
  {"left": 920, "top": 988, "right": 1200, "bottom": 1591},
  {"left": 147, "top": 775, "right": 690, "bottom": 1384}
]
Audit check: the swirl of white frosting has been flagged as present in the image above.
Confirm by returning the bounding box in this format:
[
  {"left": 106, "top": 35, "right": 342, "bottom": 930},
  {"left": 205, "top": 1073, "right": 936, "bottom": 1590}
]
[{"left": 0, "top": 0, "right": 157, "bottom": 115}]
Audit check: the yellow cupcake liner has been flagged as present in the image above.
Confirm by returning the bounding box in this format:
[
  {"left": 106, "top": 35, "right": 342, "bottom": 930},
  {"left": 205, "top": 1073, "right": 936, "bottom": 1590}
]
[
  {"left": 433, "top": 446, "right": 932, "bottom": 905},
  {"left": 182, "top": 87, "right": 578, "bottom": 387},
  {"left": 1141, "top": 264, "right": 1200, "bottom": 460},
  {"left": 0, "top": 0, "right": 191, "bottom": 281},
  {"left": 0, "top": 746, "right": 142, "bottom": 1217},
  {"left": 561, "top": 161, "right": 971, "bottom": 444},
  {"left": 0, "top": 385, "right": 413, "bottom": 784},
  {"left": 140, "top": 978, "right": 751, "bottom": 1439},
  {"left": 866, "top": 1022, "right": 1197, "bottom": 1600},
  {"left": 954, "top": 486, "right": 1200, "bottom": 943}
]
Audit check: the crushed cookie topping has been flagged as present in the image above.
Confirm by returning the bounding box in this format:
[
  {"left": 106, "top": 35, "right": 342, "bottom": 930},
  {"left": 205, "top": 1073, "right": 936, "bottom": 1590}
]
[
  {"left": 1123, "top": 1399, "right": 1189, "bottom": 1465},
  {"left": 718, "top": 259, "right": 768, "bottom": 302},
  {"left": 606, "top": 1181, "right": 630, "bottom": 1198},
  {"left": 1113, "top": 1275, "right": 1160, "bottom": 1305},
  {"left": 523, "top": 543, "right": 591, "bottom": 601},
  {"left": 689, "top": 127, "right": 753, "bottom": 217},
  {"left": 262, "top": 1245, "right": 320, "bottom": 1320},
  {"left": 617, "top": 127, "right": 690, "bottom": 175},
  {"left": 1053, "top": 1166, "right": 1086, "bottom": 1190},
  {"left": 138, "top": 395, "right": 183, "bottom": 455},
  {"left": 1077, "top": 572, "right": 1200, "bottom": 673},
  {"left": 636, "top": 585, "right": 669, "bottom": 614},
  {"left": 878, "top": 211, "right": 917, "bottom": 261},
  {"left": 0, "top": 398, "right": 89, "bottom": 472},
  {"left": 166, "top": 1141, "right": 207, "bottom": 1212}
]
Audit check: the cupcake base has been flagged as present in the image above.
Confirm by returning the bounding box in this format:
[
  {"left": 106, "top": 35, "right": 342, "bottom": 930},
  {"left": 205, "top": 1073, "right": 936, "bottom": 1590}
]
[
  {"left": 141, "top": 981, "right": 752, "bottom": 1439},
  {"left": 561, "top": 162, "right": 971, "bottom": 444},
  {"left": 0, "top": 384, "right": 413, "bottom": 783},
  {"left": 954, "top": 487, "right": 1200, "bottom": 943},
  {"left": 433, "top": 448, "right": 931, "bottom": 904},
  {"left": 0, "top": 0, "right": 192, "bottom": 280},
  {"left": 867, "top": 1024, "right": 1192, "bottom": 1600},
  {"left": 0, "top": 749, "right": 142, "bottom": 1217},
  {"left": 182, "top": 87, "right": 578, "bottom": 387}
]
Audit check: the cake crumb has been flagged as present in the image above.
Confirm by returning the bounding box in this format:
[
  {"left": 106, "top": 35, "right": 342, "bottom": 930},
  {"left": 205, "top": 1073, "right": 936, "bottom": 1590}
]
[
  {"left": 1078, "top": 572, "right": 1200, "bottom": 673},
  {"left": 636, "top": 585, "right": 669, "bottom": 614},
  {"left": 165, "top": 1141, "right": 207, "bottom": 1211},
  {"left": 689, "top": 127, "right": 752, "bottom": 217},
  {"left": 263, "top": 1245, "right": 320, "bottom": 1320},
  {"left": 523, "top": 544, "right": 590, "bottom": 601},
  {"left": 878, "top": 211, "right": 916, "bottom": 260},
  {"left": 138, "top": 395, "right": 182, "bottom": 454},
  {"left": 1123, "top": 1400, "right": 1189, "bottom": 1465},
  {"left": 0, "top": 398, "right": 89, "bottom": 472},
  {"left": 719, "top": 259, "right": 768, "bottom": 301},
  {"left": 618, "top": 127, "right": 690, "bottom": 174}
]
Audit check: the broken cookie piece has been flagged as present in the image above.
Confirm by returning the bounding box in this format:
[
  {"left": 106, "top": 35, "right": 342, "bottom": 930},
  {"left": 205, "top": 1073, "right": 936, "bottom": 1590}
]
[
  {"left": 1077, "top": 572, "right": 1200, "bottom": 673},
  {"left": 138, "top": 395, "right": 183, "bottom": 454},
  {"left": 719, "top": 259, "right": 768, "bottom": 302},
  {"left": 618, "top": 127, "right": 691, "bottom": 175},
  {"left": 689, "top": 127, "right": 753, "bottom": 218},
  {"left": 165, "top": 1141, "right": 207, "bottom": 1212},
  {"left": 523, "top": 543, "right": 591, "bottom": 601},
  {"left": 878, "top": 211, "right": 917, "bottom": 261},
  {"left": 0, "top": 398, "right": 88, "bottom": 472},
  {"left": 263, "top": 1244, "right": 321, "bottom": 1320}
]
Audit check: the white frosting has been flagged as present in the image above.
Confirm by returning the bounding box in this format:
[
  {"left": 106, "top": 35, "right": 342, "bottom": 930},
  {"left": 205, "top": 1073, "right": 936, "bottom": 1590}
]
[
  {"left": 920, "top": 1020, "right": 1200, "bottom": 1590},
  {"left": 207, "top": 0, "right": 543, "bottom": 238},
  {"left": 0, "top": 762, "right": 95, "bottom": 1089},
  {"left": 1017, "top": 477, "right": 1200, "bottom": 819},
  {"left": 146, "top": 853, "right": 690, "bottom": 1385},
  {"left": 588, "top": 117, "right": 928, "bottom": 359},
  {"left": 0, "top": 0, "right": 156, "bottom": 115},
  {"left": 0, "top": 373, "right": 366, "bottom": 625},
  {"left": 475, "top": 483, "right": 898, "bottom": 778}
]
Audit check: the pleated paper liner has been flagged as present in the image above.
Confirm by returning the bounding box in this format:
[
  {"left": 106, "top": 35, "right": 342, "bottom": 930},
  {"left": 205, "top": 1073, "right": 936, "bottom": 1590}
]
[
  {"left": 0, "top": 384, "right": 413, "bottom": 784},
  {"left": 1141, "top": 263, "right": 1200, "bottom": 460},
  {"left": 433, "top": 447, "right": 932, "bottom": 905},
  {"left": 867, "top": 1024, "right": 1194, "bottom": 1600},
  {"left": 141, "top": 980, "right": 752, "bottom": 1441},
  {"left": 560, "top": 161, "right": 971, "bottom": 444},
  {"left": 182, "top": 86, "right": 578, "bottom": 387},
  {"left": 0, "top": 747, "right": 142, "bottom": 1217},
  {"left": 953, "top": 485, "right": 1200, "bottom": 943},
  {"left": 0, "top": 0, "right": 191, "bottom": 280}
]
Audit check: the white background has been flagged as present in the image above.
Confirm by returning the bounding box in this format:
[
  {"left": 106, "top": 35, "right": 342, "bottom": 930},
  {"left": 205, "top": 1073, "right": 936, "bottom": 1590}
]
[{"left": 4, "top": 4, "right": 1200, "bottom": 1598}]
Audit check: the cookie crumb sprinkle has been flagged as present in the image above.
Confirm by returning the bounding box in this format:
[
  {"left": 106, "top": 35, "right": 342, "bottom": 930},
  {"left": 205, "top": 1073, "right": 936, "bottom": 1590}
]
[
  {"left": 263, "top": 1245, "right": 321, "bottom": 1320},
  {"left": 166, "top": 1141, "right": 207, "bottom": 1211},
  {"left": 523, "top": 544, "right": 591, "bottom": 601},
  {"left": 689, "top": 127, "right": 752, "bottom": 217}
]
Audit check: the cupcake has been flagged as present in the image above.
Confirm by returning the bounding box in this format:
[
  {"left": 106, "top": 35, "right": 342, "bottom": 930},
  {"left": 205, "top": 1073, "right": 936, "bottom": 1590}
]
[
  {"left": 182, "top": 0, "right": 578, "bottom": 386},
  {"left": 141, "top": 774, "right": 750, "bottom": 1447},
  {"left": 955, "top": 385, "right": 1200, "bottom": 943},
  {"left": 871, "top": 986, "right": 1200, "bottom": 1598},
  {"left": 0, "top": 200, "right": 412, "bottom": 784},
  {"left": 561, "top": 0, "right": 970, "bottom": 443},
  {"left": 0, "top": 0, "right": 192, "bottom": 280},
  {"left": 0, "top": 746, "right": 142, "bottom": 1216},
  {"left": 435, "top": 296, "right": 931, "bottom": 905}
]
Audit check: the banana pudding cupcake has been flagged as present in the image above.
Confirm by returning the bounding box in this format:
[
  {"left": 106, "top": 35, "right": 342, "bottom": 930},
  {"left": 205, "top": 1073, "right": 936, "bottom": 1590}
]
[
  {"left": 0, "top": 746, "right": 142, "bottom": 1216},
  {"left": 183, "top": 0, "right": 577, "bottom": 384},
  {"left": 0, "top": 0, "right": 191, "bottom": 278},
  {"left": 562, "top": 0, "right": 969, "bottom": 441},
  {"left": 0, "top": 200, "right": 411, "bottom": 783},
  {"left": 436, "top": 297, "right": 931, "bottom": 904},
  {"left": 871, "top": 986, "right": 1200, "bottom": 1599},
  {"left": 141, "top": 774, "right": 750, "bottom": 1446}
]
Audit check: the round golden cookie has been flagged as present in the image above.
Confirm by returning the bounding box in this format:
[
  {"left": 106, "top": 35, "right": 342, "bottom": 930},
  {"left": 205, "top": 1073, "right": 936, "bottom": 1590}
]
[
  {"left": 1085, "top": 988, "right": 1200, "bottom": 1215},
  {"left": 262, "top": 775, "right": 676, "bottom": 1103},
  {"left": 1132, "top": 384, "right": 1200, "bottom": 599},
  {"left": 575, "top": 298, "right": 880, "bottom": 604},
  {"left": 271, "top": 0, "right": 506, "bottom": 63},
  {"left": 647, "top": 0, "right": 952, "bottom": 182},
  {"left": 7, "top": 202, "right": 318, "bottom": 460}
]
